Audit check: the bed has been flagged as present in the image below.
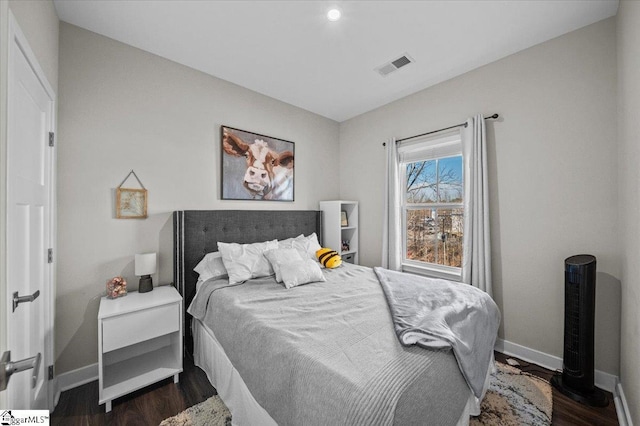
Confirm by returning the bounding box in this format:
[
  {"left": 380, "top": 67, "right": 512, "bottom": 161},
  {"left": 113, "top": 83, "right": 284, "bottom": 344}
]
[{"left": 173, "top": 210, "right": 494, "bottom": 426}]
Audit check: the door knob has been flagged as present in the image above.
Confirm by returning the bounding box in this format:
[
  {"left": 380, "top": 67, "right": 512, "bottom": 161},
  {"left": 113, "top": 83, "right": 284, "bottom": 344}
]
[
  {"left": 0, "top": 351, "right": 41, "bottom": 391},
  {"left": 12, "top": 290, "right": 40, "bottom": 312}
]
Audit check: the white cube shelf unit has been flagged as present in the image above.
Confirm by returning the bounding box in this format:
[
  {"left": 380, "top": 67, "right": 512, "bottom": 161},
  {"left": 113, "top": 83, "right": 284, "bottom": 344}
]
[{"left": 319, "top": 200, "right": 359, "bottom": 265}]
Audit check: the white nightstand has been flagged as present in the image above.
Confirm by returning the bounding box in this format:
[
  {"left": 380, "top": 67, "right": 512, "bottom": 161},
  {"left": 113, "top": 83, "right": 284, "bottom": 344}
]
[{"left": 98, "top": 285, "right": 183, "bottom": 412}]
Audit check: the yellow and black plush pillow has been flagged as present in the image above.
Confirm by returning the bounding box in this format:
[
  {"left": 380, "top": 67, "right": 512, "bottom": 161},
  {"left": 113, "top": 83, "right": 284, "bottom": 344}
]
[{"left": 316, "top": 248, "right": 342, "bottom": 269}]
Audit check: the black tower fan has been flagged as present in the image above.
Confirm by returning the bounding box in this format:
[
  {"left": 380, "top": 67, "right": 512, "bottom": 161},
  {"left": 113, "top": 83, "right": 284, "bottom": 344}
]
[{"left": 551, "top": 254, "right": 608, "bottom": 407}]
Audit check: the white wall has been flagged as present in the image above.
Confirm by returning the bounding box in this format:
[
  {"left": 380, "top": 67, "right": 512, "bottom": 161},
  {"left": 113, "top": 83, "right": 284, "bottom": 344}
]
[
  {"left": 617, "top": 1, "right": 640, "bottom": 423},
  {"left": 340, "top": 18, "right": 620, "bottom": 375},
  {"left": 56, "top": 23, "right": 340, "bottom": 374}
]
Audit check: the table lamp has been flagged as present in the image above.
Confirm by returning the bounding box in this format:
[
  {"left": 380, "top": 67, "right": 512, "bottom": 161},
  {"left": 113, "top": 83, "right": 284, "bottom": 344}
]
[{"left": 135, "top": 252, "right": 156, "bottom": 293}]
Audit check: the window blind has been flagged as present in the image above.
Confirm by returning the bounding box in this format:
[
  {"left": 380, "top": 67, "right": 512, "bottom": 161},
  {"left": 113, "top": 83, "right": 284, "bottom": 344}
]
[{"left": 398, "top": 131, "right": 462, "bottom": 163}]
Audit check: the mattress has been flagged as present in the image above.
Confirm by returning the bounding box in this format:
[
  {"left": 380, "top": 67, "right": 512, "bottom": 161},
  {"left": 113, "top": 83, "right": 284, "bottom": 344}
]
[{"left": 189, "top": 263, "right": 490, "bottom": 425}]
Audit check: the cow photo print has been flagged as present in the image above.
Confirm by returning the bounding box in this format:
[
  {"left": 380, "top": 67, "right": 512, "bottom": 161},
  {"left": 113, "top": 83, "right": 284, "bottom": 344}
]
[{"left": 221, "top": 126, "right": 295, "bottom": 201}]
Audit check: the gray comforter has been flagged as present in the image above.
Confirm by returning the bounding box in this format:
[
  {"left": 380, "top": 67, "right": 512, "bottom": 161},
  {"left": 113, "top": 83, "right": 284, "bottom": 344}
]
[
  {"left": 374, "top": 267, "right": 500, "bottom": 398},
  {"left": 188, "top": 264, "right": 473, "bottom": 426}
]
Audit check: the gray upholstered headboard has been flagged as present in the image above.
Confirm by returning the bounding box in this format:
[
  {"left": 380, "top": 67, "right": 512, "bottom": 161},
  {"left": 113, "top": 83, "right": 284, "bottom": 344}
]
[{"left": 173, "top": 210, "right": 322, "bottom": 348}]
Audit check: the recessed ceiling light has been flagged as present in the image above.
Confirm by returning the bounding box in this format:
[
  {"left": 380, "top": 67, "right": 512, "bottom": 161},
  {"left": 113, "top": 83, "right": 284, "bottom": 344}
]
[{"left": 327, "top": 8, "right": 341, "bottom": 21}]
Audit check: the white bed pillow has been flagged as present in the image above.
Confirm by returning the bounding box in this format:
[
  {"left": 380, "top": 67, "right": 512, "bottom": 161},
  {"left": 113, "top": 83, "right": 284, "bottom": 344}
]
[
  {"left": 217, "top": 239, "right": 279, "bottom": 284},
  {"left": 291, "top": 233, "right": 322, "bottom": 262},
  {"left": 280, "top": 259, "right": 326, "bottom": 289},
  {"left": 277, "top": 234, "right": 304, "bottom": 249},
  {"left": 264, "top": 248, "right": 304, "bottom": 283},
  {"left": 193, "top": 251, "right": 228, "bottom": 282}
]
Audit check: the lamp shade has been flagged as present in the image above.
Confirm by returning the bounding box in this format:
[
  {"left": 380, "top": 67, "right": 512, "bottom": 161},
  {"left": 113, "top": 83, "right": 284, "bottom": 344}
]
[{"left": 135, "top": 253, "right": 157, "bottom": 276}]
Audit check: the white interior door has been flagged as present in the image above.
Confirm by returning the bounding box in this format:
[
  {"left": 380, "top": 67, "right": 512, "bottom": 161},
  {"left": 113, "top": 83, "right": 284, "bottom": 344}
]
[{"left": 5, "top": 14, "right": 55, "bottom": 410}]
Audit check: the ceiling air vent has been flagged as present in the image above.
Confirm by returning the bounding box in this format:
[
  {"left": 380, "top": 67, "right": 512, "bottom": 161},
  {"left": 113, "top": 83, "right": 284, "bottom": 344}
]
[{"left": 376, "top": 54, "right": 414, "bottom": 77}]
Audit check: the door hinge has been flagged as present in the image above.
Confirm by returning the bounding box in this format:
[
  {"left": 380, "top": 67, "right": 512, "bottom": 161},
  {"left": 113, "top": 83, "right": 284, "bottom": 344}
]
[
  {"left": 48, "top": 132, "right": 54, "bottom": 147},
  {"left": 48, "top": 365, "right": 54, "bottom": 380},
  {"left": 47, "top": 248, "right": 53, "bottom": 264}
]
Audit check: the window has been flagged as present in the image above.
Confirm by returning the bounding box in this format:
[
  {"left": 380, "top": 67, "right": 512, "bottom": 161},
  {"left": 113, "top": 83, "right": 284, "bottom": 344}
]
[{"left": 399, "top": 132, "right": 464, "bottom": 278}]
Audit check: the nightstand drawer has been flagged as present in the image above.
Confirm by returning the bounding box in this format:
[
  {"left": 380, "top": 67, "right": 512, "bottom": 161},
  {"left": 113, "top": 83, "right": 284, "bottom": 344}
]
[{"left": 102, "top": 303, "right": 179, "bottom": 352}]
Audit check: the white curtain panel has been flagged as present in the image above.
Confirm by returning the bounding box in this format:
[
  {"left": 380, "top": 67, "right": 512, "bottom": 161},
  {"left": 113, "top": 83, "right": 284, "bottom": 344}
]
[
  {"left": 382, "top": 138, "right": 402, "bottom": 270},
  {"left": 461, "top": 114, "right": 493, "bottom": 296}
]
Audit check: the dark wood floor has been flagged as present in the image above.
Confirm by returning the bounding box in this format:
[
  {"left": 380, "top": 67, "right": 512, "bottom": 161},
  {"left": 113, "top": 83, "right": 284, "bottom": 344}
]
[
  {"left": 494, "top": 352, "right": 618, "bottom": 426},
  {"left": 51, "top": 354, "right": 216, "bottom": 426},
  {"left": 53, "top": 352, "right": 618, "bottom": 425}
]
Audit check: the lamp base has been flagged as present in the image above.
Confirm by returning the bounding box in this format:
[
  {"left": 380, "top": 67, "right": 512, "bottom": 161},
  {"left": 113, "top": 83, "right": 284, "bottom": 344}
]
[{"left": 138, "top": 275, "right": 153, "bottom": 293}]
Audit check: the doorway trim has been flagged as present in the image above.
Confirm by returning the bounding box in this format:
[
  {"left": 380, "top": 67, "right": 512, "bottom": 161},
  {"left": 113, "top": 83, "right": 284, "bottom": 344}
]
[{"left": 0, "top": 0, "right": 10, "bottom": 409}]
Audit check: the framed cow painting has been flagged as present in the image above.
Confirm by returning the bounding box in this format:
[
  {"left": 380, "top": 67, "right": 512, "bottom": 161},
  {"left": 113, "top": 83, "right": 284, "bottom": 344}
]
[{"left": 221, "top": 126, "right": 295, "bottom": 201}]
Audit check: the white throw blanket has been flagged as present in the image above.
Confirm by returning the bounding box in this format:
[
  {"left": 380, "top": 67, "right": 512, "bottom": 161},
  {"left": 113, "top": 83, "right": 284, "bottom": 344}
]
[{"left": 374, "top": 267, "right": 501, "bottom": 398}]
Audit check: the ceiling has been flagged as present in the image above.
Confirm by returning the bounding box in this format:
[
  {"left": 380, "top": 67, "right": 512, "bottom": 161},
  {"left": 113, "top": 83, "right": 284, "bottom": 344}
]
[{"left": 53, "top": 1, "right": 618, "bottom": 122}]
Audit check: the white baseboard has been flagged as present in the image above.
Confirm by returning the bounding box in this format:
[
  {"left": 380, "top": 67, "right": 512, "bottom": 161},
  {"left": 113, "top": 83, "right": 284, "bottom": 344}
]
[
  {"left": 494, "top": 338, "right": 618, "bottom": 393},
  {"left": 614, "top": 381, "right": 634, "bottom": 426},
  {"left": 53, "top": 363, "right": 98, "bottom": 407}
]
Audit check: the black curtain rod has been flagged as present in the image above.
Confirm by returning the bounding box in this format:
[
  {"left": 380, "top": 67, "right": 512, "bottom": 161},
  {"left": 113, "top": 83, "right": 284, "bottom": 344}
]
[{"left": 382, "top": 113, "right": 499, "bottom": 146}]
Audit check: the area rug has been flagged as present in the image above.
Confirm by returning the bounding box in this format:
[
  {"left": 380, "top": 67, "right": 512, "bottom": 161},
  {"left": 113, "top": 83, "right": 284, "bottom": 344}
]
[
  {"left": 160, "top": 362, "right": 552, "bottom": 426},
  {"left": 159, "top": 395, "right": 231, "bottom": 426},
  {"left": 471, "top": 361, "right": 553, "bottom": 426}
]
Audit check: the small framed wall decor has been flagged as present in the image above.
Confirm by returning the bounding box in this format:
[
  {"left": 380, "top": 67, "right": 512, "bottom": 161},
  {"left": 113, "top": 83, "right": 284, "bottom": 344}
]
[
  {"left": 116, "top": 188, "right": 147, "bottom": 218},
  {"left": 116, "top": 170, "right": 148, "bottom": 219}
]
